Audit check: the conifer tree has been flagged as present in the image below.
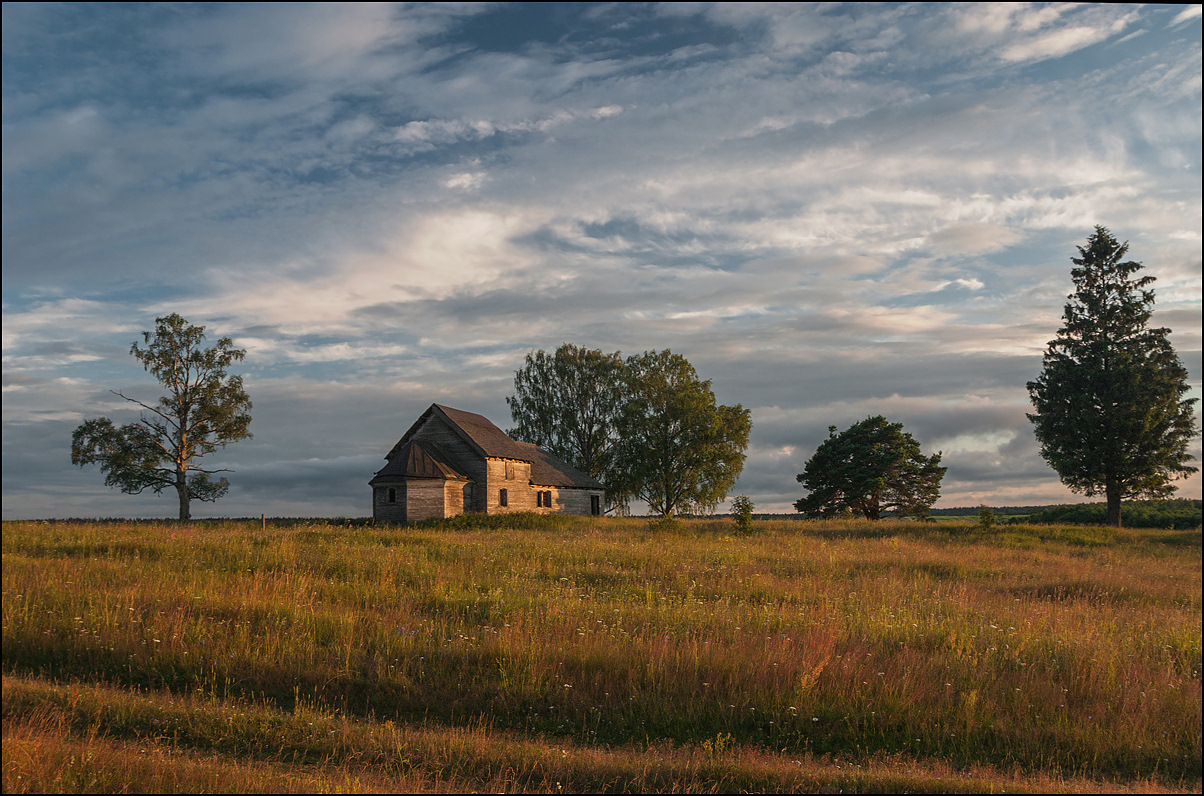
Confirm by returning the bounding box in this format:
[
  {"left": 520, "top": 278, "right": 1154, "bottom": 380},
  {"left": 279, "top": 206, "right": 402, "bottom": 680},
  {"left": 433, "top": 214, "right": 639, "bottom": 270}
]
[
  {"left": 795, "top": 416, "right": 945, "bottom": 520},
  {"left": 1027, "top": 227, "right": 1198, "bottom": 526}
]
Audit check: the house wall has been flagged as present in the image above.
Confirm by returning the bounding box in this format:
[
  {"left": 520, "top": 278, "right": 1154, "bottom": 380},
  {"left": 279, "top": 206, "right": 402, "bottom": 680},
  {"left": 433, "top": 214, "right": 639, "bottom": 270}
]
[
  {"left": 406, "top": 480, "right": 447, "bottom": 522},
  {"left": 485, "top": 458, "right": 534, "bottom": 513},
  {"left": 444, "top": 480, "right": 466, "bottom": 518},
  {"left": 373, "top": 483, "right": 406, "bottom": 523},
  {"left": 410, "top": 416, "right": 490, "bottom": 512},
  {"left": 543, "top": 487, "right": 604, "bottom": 516}
]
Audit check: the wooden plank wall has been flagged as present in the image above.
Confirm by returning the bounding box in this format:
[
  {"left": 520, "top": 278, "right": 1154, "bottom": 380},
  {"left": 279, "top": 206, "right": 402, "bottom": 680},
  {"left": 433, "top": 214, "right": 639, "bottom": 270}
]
[
  {"left": 411, "top": 417, "right": 489, "bottom": 512},
  {"left": 373, "top": 484, "right": 407, "bottom": 523}
]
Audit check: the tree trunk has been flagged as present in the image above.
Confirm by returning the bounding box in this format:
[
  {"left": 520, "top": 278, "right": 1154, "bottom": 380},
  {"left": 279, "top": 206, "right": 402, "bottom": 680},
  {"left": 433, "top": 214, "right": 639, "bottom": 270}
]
[
  {"left": 176, "top": 474, "right": 190, "bottom": 521},
  {"left": 1105, "top": 482, "right": 1122, "bottom": 527}
]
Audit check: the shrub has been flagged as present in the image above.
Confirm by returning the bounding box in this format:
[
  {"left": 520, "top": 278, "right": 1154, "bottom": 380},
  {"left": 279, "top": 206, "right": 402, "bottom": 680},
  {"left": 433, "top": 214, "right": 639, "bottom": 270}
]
[{"left": 730, "top": 495, "right": 754, "bottom": 534}]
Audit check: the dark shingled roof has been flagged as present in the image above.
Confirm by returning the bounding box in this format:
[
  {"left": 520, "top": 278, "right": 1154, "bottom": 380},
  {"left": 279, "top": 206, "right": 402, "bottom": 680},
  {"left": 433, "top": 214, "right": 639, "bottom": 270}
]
[
  {"left": 521, "top": 441, "right": 605, "bottom": 490},
  {"left": 384, "top": 404, "right": 604, "bottom": 490},
  {"left": 432, "top": 404, "right": 535, "bottom": 462},
  {"left": 370, "top": 438, "right": 467, "bottom": 483}
]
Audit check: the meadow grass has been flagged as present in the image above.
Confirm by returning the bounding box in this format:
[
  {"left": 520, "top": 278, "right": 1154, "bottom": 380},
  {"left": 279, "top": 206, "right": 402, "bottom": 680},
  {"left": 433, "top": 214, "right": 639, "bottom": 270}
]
[{"left": 2, "top": 515, "right": 1200, "bottom": 793}]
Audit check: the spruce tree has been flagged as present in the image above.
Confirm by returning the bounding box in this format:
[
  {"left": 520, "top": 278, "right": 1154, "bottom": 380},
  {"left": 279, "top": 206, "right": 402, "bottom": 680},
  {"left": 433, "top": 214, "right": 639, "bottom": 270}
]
[{"left": 1026, "top": 227, "right": 1198, "bottom": 526}]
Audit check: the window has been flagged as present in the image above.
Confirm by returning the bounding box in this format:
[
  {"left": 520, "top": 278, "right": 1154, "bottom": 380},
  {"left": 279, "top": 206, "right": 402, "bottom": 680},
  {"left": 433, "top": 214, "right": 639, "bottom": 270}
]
[
  {"left": 536, "top": 490, "right": 544, "bottom": 508},
  {"left": 499, "top": 488, "right": 508, "bottom": 507},
  {"left": 387, "top": 487, "right": 396, "bottom": 504},
  {"left": 544, "top": 490, "right": 553, "bottom": 507}
]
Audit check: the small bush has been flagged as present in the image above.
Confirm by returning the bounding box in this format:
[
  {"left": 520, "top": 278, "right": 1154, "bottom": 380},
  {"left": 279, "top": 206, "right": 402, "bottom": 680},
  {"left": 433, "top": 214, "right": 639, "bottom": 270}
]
[
  {"left": 647, "top": 515, "right": 684, "bottom": 533},
  {"left": 730, "top": 495, "right": 754, "bottom": 534}
]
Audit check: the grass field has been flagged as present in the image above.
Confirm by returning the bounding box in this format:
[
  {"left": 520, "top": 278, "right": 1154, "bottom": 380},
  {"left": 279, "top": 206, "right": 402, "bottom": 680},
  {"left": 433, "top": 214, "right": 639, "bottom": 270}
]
[{"left": 2, "top": 514, "right": 1200, "bottom": 793}]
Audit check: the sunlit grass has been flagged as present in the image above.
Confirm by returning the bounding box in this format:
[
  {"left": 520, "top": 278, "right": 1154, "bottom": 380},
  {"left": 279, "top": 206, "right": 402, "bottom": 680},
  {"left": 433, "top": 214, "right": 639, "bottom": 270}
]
[{"left": 3, "top": 516, "right": 1200, "bottom": 792}]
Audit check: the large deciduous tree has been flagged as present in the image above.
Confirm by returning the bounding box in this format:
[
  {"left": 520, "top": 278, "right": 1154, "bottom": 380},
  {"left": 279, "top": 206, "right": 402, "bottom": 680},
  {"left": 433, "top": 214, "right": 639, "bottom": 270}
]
[
  {"left": 795, "top": 416, "right": 945, "bottom": 520},
  {"left": 506, "top": 343, "right": 626, "bottom": 504},
  {"left": 71, "top": 314, "right": 252, "bottom": 520},
  {"left": 1026, "top": 226, "right": 1198, "bottom": 526},
  {"left": 507, "top": 346, "right": 752, "bottom": 517},
  {"left": 614, "top": 349, "right": 752, "bottom": 517}
]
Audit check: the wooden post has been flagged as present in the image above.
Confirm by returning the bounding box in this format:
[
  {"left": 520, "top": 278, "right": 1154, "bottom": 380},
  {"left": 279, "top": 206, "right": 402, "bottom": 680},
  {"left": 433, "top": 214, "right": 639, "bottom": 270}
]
[{"left": 262, "top": 513, "right": 266, "bottom": 532}]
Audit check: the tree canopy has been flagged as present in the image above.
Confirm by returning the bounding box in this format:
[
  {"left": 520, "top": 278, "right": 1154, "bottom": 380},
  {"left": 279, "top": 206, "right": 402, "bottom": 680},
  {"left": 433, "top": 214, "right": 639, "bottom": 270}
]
[
  {"left": 505, "top": 344, "right": 625, "bottom": 496},
  {"left": 1026, "top": 226, "right": 1198, "bottom": 526},
  {"left": 507, "top": 346, "right": 751, "bottom": 516},
  {"left": 795, "top": 416, "right": 945, "bottom": 520},
  {"left": 615, "top": 350, "right": 752, "bottom": 517},
  {"left": 71, "top": 314, "right": 252, "bottom": 520}
]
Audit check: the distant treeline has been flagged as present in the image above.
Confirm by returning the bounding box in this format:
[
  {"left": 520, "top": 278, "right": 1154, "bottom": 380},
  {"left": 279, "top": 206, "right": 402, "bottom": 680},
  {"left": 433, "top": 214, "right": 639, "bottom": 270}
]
[
  {"left": 1005, "top": 499, "right": 1201, "bottom": 530},
  {"left": 753, "top": 499, "right": 1202, "bottom": 530},
  {"left": 925, "top": 499, "right": 1202, "bottom": 527},
  {"left": 21, "top": 500, "right": 1203, "bottom": 530},
  {"left": 924, "top": 506, "right": 1055, "bottom": 517}
]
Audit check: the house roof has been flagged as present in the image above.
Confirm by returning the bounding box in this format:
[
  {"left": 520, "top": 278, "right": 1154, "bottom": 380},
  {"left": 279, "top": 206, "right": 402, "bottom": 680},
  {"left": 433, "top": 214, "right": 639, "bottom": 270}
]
[
  {"left": 431, "top": 404, "right": 535, "bottom": 461},
  {"left": 370, "top": 438, "right": 467, "bottom": 483},
  {"left": 521, "top": 442, "right": 605, "bottom": 490},
  {"left": 384, "top": 403, "right": 604, "bottom": 490}
]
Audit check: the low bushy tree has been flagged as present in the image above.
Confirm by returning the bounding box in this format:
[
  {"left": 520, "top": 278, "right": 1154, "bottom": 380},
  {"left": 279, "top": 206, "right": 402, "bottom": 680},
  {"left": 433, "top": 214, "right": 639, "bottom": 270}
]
[
  {"left": 730, "top": 495, "right": 754, "bottom": 533},
  {"left": 795, "top": 416, "right": 945, "bottom": 520}
]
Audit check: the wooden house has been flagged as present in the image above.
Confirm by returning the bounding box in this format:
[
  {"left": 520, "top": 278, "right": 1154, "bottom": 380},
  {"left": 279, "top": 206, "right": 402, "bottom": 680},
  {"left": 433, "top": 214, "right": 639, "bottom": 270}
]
[{"left": 370, "top": 403, "right": 605, "bottom": 523}]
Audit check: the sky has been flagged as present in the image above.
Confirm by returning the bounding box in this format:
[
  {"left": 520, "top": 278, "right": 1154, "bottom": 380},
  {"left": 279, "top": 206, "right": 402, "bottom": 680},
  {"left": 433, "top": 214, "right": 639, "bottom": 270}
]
[{"left": 3, "top": 2, "right": 1201, "bottom": 519}]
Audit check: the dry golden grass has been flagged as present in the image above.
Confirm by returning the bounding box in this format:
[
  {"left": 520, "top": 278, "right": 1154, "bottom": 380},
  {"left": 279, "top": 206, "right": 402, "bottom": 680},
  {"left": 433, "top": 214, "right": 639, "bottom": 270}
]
[{"left": 3, "top": 515, "right": 1200, "bottom": 792}]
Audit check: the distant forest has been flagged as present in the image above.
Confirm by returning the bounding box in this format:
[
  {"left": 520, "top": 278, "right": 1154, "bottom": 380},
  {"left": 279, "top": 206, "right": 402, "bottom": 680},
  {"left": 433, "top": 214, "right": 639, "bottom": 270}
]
[{"left": 754, "top": 499, "right": 1202, "bottom": 530}]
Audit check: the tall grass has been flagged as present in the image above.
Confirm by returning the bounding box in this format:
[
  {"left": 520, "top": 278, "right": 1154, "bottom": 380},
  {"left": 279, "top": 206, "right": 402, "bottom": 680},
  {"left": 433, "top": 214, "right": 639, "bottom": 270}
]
[{"left": 3, "top": 516, "right": 1200, "bottom": 792}]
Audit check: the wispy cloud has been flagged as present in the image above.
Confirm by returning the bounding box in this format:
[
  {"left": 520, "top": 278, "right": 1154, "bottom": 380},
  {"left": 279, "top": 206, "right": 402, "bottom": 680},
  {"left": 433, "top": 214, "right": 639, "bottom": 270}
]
[
  {"left": 1170, "top": 6, "right": 1202, "bottom": 27},
  {"left": 2, "top": 3, "right": 1199, "bottom": 517}
]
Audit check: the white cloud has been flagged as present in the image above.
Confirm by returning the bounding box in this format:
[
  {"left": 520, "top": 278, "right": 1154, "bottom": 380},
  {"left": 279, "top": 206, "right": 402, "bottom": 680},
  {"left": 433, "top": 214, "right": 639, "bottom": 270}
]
[
  {"left": 444, "top": 171, "right": 487, "bottom": 191},
  {"left": 1001, "top": 25, "right": 1114, "bottom": 63},
  {"left": 1170, "top": 6, "right": 1202, "bottom": 27},
  {"left": 928, "top": 224, "right": 1025, "bottom": 257}
]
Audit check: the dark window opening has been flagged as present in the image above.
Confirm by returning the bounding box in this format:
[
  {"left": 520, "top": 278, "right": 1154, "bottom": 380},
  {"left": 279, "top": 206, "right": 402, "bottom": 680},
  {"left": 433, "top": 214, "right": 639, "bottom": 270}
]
[
  {"left": 536, "top": 490, "right": 544, "bottom": 508},
  {"left": 499, "top": 488, "right": 508, "bottom": 507},
  {"left": 387, "top": 488, "right": 396, "bottom": 504}
]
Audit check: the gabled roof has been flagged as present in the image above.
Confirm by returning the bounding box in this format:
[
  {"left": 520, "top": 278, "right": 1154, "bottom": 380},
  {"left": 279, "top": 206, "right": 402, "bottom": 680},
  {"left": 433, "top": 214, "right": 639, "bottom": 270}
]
[
  {"left": 384, "top": 403, "right": 604, "bottom": 490},
  {"left": 389, "top": 404, "right": 533, "bottom": 462},
  {"left": 370, "top": 438, "right": 468, "bottom": 482},
  {"left": 433, "top": 404, "right": 537, "bottom": 461}
]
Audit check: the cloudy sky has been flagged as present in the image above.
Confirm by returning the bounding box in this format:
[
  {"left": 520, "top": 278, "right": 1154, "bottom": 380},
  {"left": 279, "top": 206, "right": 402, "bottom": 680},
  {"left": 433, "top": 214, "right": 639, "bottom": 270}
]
[{"left": 3, "top": 2, "right": 1201, "bottom": 519}]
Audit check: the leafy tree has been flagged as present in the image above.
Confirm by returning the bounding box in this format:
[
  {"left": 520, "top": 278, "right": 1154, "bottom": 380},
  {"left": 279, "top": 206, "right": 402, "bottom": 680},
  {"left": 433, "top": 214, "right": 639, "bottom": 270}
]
[
  {"left": 1027, "top": 227, "right": 1198, "bottom": 526},
  {"left": 507, "top": 346, "right": 752, "bottom": 517},
  {"left": 615, "top": 349, "right": 752, "bottom": 517},
  {"left": 71, "top": 314, "right": 252, "bottom": 520},
  {"left": 506, "top": 344, "right": 626, "bottom": 506},
  {"left": 795, "top": 416, "right": 945, "bottom": 520},
  {"left": 730, "top": 494, "right": 755, "bottom": 534}
]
